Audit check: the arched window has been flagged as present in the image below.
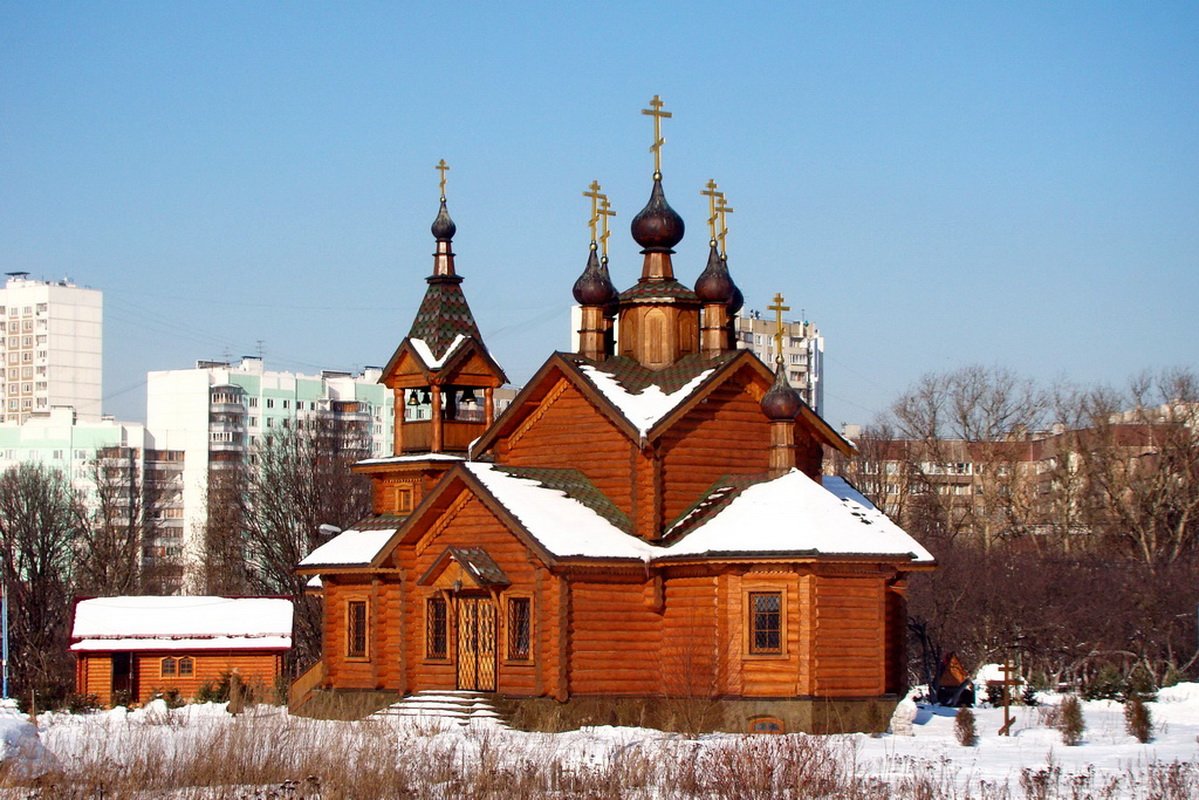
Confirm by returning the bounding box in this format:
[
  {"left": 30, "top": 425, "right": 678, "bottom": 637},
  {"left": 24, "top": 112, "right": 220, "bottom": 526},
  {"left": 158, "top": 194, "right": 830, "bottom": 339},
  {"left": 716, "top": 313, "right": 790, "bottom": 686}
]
[
  {"left": 178, "top": 656, "right": 194, "bottom": 677},
  {"left": 161, "top": 657, "right": 177, "bottom": 677}
]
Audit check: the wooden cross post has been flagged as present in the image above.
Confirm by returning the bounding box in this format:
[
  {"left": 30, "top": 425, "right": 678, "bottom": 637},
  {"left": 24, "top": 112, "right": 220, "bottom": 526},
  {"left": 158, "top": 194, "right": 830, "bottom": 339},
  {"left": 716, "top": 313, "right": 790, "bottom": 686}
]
[
  {"left": 597, "top": 194, "right": 616, "bottom": 259},
  {"left": 715, "top": 193, "right": 734, "bottom": 258},
  {"left": 767, "top": 292, "right": 790, "bottom": 358},
  {"left": 582, "top": 180, "right": 602, "bottom": 244},
  {"left": 641, "top": 94, "right": 672, "bottom": 176},
  {"left": 700, "top": 179, "right": 721, "bottom": 243},
  {"left": 997, "top": 659, "right": 1019, "bottom": 736},
  {"left": 435, "top": 159, "right": 450, "bottom": 199}
]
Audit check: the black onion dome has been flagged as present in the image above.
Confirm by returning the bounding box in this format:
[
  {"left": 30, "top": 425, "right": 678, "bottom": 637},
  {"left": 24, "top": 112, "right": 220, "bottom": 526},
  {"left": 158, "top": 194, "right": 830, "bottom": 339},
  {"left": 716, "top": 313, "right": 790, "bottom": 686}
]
[
  {"left": 431, "top": 198, "right": 457, "bottom": 241},
  {"left": 694, "top": 243, "right": 737, "bottom": 303},
  {"left": 630, "top": 177, "right": 684, "bottom": 251},
  {"left": 761, "top": 361, "right": 801, "bottom": 421},
  {"left": 727, "top": 281, "right": 744, "bottom": 315},
  {"left": 572, "top": 246, "right": 618, "bottom": 305}
]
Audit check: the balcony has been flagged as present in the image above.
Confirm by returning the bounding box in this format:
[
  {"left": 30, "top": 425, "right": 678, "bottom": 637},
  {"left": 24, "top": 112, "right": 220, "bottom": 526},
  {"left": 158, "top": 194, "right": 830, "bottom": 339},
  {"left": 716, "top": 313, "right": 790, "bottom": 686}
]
[{"left": 210, "top": 402, "right": 246, "bottom": 415}]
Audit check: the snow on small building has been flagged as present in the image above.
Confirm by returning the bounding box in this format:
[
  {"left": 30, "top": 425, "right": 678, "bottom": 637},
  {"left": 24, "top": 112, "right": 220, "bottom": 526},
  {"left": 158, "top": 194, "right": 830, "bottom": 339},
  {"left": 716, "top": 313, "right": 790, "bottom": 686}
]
[{"left": 70, "top": 596, "right": 293, "bottom": 706}]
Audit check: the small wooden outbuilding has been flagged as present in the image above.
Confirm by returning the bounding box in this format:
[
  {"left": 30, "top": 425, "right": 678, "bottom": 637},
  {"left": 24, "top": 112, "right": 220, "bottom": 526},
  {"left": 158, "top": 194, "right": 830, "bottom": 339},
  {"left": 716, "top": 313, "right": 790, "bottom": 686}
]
[{"left": 70, "top": 596, "right": 293, "bottom": 706}]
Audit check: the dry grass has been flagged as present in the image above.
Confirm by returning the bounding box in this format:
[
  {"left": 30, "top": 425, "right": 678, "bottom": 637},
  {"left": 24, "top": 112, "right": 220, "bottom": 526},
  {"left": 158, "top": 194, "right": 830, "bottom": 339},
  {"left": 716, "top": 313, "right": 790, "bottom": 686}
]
[{"left": 1, "top": 710, "right": 1196, "bottom": 799}]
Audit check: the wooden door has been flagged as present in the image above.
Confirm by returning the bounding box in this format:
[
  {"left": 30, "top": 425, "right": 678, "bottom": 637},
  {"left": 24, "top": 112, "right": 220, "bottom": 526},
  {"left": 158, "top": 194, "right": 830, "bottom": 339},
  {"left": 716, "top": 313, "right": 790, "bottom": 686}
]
[
  {"left": 111, "top": 653, "right": 133, "bottom": 700},
  {"left": 456, "top": 597, "right": 496, "bottom": 691}
]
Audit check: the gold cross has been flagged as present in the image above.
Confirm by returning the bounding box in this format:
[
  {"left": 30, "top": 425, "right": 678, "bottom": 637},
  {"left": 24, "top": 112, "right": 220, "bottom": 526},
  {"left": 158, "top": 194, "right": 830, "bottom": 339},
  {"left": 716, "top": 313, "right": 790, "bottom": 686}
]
[
  {"left": 598, "top": 194, "right": 616, "bottom": 258},
  {"left": 641, "top": 94, "right": 672, "bottom": 176},
  {"left": 435, "top": 159, "right": 450, "bottom": 199},
  {"left": 715, "top": 192, "right": 734, "bottom": 257},
  {"left": 700, "top": 179, "right": 721, "bottom": 242},
  {"left": 582, "top": 180, "right": 602, "bottom": 243},
  {"left": 768, "top": 292, "right": 791, "bottom": 355}
]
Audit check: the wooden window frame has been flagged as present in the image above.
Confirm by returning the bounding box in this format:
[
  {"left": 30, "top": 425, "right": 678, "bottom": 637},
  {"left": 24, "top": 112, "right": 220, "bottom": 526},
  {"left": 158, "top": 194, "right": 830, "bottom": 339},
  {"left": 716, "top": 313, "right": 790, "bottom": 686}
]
[
  {"left": 425, "top": 595, "right": 449, "bottom": 661},
  {"left": 178, "top": 656, "right": 194, "bottom": 677},
  {"left": 504, "top": 595, "right": 533, "bottom": 663},
  {"left": 160, "top": 656, "right": 177, "bottom": 677},
  {"left": 745, "top": 589, "right": 787, "bottom": 658},
  {"left": 346, "top": 598, "right": 369, "bottom": 661}
]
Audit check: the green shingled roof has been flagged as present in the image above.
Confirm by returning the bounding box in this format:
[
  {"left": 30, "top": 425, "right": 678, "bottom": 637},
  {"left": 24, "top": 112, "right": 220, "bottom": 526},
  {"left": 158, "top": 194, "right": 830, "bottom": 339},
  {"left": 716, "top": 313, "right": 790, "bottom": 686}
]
[
  {"left": 406, "top": 276, "right": 484, "bottom": 362},
  {"left": 618, "top": 279, "right": 700, "bottom": 303}
]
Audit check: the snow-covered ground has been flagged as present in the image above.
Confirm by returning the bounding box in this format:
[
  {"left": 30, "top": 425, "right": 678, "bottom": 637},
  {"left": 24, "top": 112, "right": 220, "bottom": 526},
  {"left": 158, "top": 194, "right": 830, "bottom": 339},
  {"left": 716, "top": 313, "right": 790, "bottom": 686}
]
[{"left": 1, "top": 687, "right": 1196, "bottom": 797}]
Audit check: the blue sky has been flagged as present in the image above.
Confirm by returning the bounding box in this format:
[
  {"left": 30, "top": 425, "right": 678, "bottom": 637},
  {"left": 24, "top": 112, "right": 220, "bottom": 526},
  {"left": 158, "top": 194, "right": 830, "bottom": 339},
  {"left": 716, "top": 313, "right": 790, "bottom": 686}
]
[{"left": 2, "top": 2, "right": 1196, "bottom": 428}]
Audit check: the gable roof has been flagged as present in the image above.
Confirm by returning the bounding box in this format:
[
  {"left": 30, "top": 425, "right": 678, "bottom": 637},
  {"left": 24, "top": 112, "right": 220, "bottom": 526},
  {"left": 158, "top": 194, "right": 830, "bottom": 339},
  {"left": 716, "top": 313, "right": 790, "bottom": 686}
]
[
  {"left": 70, "top": 596, "right": 293, "bottom": 652},
  {"left": 298, "top": 524, "right": 401, "bottom": 571},
  {"left": 380, "top": 334, "right": 507, "bottom": 387},
  {"left": 472, "top": 350, "right": 852, "bottom": 456},
  {"left": 418, "top": 546, "right": 511, "bottom": 587}
]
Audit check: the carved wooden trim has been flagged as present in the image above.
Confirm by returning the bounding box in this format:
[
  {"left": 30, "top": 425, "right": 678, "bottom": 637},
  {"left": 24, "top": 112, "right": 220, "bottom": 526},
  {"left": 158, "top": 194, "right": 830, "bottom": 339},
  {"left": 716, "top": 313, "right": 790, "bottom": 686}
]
[{"left": 509, "top": 378, "right": 568, "bottom": 449}]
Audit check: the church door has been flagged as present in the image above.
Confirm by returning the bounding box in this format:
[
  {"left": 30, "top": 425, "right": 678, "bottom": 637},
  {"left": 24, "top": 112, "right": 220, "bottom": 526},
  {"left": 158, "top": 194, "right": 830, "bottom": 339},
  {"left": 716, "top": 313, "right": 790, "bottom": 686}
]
[{"left": 456, "top": 596, "right": 496, "bottom": 691}]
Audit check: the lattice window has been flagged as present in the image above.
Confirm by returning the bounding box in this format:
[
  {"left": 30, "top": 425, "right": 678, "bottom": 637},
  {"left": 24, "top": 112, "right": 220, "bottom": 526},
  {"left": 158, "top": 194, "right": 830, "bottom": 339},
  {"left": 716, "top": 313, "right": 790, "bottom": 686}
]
[
  {"left": 507, "top": 597, "right": 531, "bottom": 661},
  {"left": 426, "top": 597, "right": 448, "bottom": 659},
  {"left": 347, "top": 600, "right": 368, "bottom": 659},
  {"left": 749, "top": 592, "right": 782, "bottom": 654},
  {"left": 160, "top": 657, "right": 177, "bottom": 677},
  {"left": 178, "top": 656, "right": 194, "bottom": 677}
]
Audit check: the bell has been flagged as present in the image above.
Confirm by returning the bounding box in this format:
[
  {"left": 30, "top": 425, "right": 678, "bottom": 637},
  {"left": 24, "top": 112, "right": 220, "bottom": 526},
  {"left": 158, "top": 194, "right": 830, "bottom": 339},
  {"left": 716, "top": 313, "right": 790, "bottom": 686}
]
[
  {"left": 461, "top": 388, "right": 477, "bottom": 405},
  {"left": 407, "top": 391, "right": 420, "bottom": 407},
  {"left": 420, "top": 389, "right": 432, "bottom": 405}
]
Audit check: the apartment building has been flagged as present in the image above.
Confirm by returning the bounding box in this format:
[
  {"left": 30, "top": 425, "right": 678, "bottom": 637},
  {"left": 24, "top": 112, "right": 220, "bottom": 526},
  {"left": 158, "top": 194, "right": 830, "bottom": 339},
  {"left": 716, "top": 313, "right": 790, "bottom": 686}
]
[
  {"left": 0, "top": 273, "right": 103, "bottom": 424},
  {"left": 732, "top": 309, "right": 825, "bottom": 416},
  {"left": 146, "top": 357, "right": 398, "bottom": 564},
  {"left": 0, "top": 406, "right": 186, "bottom": 588}
]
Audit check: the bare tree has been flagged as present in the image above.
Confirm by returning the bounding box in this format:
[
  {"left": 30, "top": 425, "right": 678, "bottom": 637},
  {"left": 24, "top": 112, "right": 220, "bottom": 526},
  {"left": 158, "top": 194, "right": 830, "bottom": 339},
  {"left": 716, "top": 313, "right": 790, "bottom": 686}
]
[
  {"left": 76, "top": 447, "right": 144, "bottom": 595},
  {"left": 0, "top": 463, "right": 87, "bottom": 703},
  {"left": 1079, "top": 369, "right": 1199, "bottom": 569},
  {"left": 214, "top": 415, "right": 372, "bottom": 667}
]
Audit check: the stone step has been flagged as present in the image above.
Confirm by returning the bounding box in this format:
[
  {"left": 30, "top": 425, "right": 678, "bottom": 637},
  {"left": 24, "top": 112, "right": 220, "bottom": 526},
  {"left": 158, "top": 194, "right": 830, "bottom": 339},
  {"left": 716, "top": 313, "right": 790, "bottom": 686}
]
[{"left": 371, "top": 690, "right": 509, "bottom": 728}]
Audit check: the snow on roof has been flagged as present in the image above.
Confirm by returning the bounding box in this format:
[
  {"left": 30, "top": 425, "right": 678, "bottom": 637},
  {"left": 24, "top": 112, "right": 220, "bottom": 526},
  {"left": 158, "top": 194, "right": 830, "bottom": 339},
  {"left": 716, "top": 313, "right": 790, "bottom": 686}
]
[
  {"left": 465, "top": 463, "right": 656, "bottom": 560},
  {"left": 71, "top": 636, "right": 292, "bottom": 653},
  {"left": 71, "top": 597, "right": 293, "bottom": 647},
  {"left": 661, "top": 470, "right": 935, "bottom": 563},
  {"left": 578, "top": 364, "right": 714, "bottom": 438},
  {"left": 299, "top": 528, "right": 397, "bottom": 568},
  {"left": 356, "top": 453, "right": 463, "bottom": 466},
  {"left": 410, "top": 334, "right": 466, "bottom": 369}
]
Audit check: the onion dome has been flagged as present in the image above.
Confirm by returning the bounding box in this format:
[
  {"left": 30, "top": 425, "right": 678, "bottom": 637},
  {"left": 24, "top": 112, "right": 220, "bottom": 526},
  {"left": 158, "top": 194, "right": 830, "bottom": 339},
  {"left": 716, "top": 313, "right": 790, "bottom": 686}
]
[
  {"left": 727, "top": 282, "right": 744, "bottom": 315},
  {"left": 630, "top": 176, "right": 685, "bottom": 251},
  {"left": 431, "top": 198, "right": 457, "bottom": 241},
  {"left": 695, "top": 242, "right": 737, "bottom": 303},
  {"left": 573, "top": 245, "right": 618, "bottom": 306},
  {"left": 761, "top": 361, "right": 801, "bottom": 421}
]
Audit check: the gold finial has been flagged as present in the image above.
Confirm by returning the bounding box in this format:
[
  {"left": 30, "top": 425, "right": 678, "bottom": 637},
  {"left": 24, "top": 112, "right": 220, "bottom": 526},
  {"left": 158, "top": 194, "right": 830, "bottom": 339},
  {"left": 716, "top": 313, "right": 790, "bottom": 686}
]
[
  {"left": 767, "top": 292, "right": 791, "bottom": 355},
  {"left": 641, "top": 94, "right": 672, "bottom": 177},
  {"left": 700, "top": 179, "right": 721, "bottom": 243},
  {"left": 598, "top": 194, "right": 616, "bottom": 259},
  {"left": 715, "top": 192, "right": 734, "bottom": 258},
  {"left": 435, "top": 159, "right": 450, "bottom": 200},
  {"left": 582, "top": 180, "right": 602, "bottom": 243}
]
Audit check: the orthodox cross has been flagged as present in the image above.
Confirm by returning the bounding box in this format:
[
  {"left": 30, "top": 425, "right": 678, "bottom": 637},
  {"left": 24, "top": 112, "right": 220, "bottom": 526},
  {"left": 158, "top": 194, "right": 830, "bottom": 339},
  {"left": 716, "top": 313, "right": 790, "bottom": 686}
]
[
  {"left": 768, "top": 292, "right": 790, "bottom": 355},
  {"left": 997, "top": 659, "right": 1019, "bottom": 736},
  {"left": 435, "top": 159, "right": 450, "bottom": 199},
  {"left": 701, "top": 179, "right": 721, "bottom": 243},
  {"left": 641, "top": 94, "right": 672, "bottom": 176},
  {"left": 598, "top": 194, "right": 616, "bottom": 259},
  {"left": 582, "top": 180, "right": 603, "bottom": 243},
  {"left": 715, "top": 192, "right": 734, "bottom": 258}
]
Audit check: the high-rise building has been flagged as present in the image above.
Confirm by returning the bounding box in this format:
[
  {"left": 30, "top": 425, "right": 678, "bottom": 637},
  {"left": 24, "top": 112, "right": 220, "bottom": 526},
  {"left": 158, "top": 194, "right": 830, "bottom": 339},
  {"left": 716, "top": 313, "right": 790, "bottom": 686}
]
[
  {"left": 146, "top": 357, "right": 399, "bottom": 569},
  {"left": 0, "top": 273, "right": 103, "bottom": 424},
  {"left": 732, "top": 309, "right": 824, "bottom": 416}
]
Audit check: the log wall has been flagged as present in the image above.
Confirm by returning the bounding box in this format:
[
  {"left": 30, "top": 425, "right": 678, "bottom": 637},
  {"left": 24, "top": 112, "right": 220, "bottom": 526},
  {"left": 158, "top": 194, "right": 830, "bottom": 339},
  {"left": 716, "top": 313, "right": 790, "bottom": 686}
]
[
  {"left": 659, "top": 378, "right": 772, "bottom": 528},
  {"left": 811, "top": 574, "right": 886, "bottom": 696},
  {"left": 568, "top": 577, "right": 662, "bottom": 695},
  {"left": 78, "top": 651, "right": 282, "bottom": 706},
  {"left": 661, "top": 574, "right": 718, "bottom": 698},
  {"left": 501, "top": 380, "right": 637, "bottom": 520}
]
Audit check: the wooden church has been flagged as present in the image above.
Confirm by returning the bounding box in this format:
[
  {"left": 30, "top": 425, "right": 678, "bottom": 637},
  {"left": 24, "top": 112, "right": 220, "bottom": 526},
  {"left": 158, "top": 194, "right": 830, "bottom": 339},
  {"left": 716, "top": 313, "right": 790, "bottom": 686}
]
[{"left": 296, "top": 101, "right": 934, "bottom": 733}]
